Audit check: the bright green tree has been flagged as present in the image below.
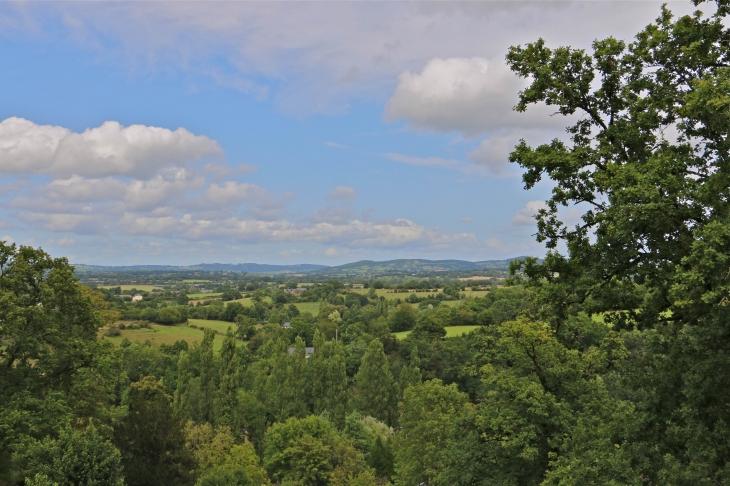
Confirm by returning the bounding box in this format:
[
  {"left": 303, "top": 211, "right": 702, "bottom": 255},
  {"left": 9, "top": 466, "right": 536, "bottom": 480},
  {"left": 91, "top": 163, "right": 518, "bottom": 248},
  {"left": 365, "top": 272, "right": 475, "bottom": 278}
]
[
  {"left": 263, "top": 415, "right": 371, "bottom": 486},
  {"left": 310, "top": 331, "right": 349, "bottom": 428},
  {"left": 398, "top": 347, "right": 422, "bottom": 397},
  {"left": 17, "top": 424, "right": 124, "bottom": 486},
  {"left": 216, "top": 327, "right": 240, "bottom": 428},
  {"left": 394, "top": 379, "right": 471, "bottom": 485},
  {"left": 353, "top": 340, "right": 396, "bottom": 425}
]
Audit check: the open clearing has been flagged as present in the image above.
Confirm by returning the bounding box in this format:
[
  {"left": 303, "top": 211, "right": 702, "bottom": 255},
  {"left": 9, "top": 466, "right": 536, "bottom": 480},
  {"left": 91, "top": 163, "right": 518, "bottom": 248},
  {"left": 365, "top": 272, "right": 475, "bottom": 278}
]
[
  {"left": 183, "top": 279, "right": 210, "bottom": 283},
  {"left": 187, "top": 292, "right": 222, "bottom": 299},
  {"left": 99, "top": 324, "right": 229, "bottom": 351},
  {"left": 99, "top": 284, "right": 160, "bottom": 292},
  {"left": 188, "top": 319, "right": 235, "bottom": 335},
  {"left": 293, "top": 302, "right": 320, "bottom": 315},
  {"left": 393, "top": 325, "right": 480, "bottom": 341}
]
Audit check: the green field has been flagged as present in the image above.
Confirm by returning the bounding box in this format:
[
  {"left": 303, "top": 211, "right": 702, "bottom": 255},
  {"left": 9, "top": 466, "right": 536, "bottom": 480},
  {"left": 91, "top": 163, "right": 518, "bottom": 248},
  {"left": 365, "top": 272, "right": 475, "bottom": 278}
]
[
  {"left": 226, "top": 296, "right": 273, "bottom": 306},
  {"left": 393, "top": 325, "right": 480, "bottom": 341},
  {"left": 293, "top": 302, "right": 320, "bottom": 315},
  {"left": 99, "top": 324, "right": 229, "bottom": 351},
  {"left": 188, "top": 319, "right": 235, "bottom": 335},
  {"left": 99, "top": 284, "right": 160, "bottom": 292},
  {"left": 183, "top": 279, "right": 210, "bottom": 283},
  {"left": 188, "top": 292, "right": 222, "bottom": 299}
]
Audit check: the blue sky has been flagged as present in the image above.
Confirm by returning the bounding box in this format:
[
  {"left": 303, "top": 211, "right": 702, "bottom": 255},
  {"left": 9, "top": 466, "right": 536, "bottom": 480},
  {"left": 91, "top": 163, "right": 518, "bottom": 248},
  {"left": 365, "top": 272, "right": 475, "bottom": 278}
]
[{"left": 0, "top": 1, "right": 690, "bottom": 265}]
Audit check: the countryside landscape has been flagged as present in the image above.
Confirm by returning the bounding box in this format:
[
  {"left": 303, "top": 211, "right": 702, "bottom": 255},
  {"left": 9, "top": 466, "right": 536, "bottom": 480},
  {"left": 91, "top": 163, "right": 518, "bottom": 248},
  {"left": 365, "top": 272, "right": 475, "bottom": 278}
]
[{"left": 4, "top": 0, "right": 730, "bottom": 485}]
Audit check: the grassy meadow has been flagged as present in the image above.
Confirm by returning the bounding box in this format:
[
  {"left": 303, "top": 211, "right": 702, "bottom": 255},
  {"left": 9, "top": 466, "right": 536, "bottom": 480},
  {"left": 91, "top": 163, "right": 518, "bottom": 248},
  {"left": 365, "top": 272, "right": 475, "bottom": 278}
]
[
  {"left": 100, "top": 323, "right": 230, "bottom": 351},
  {"left": 188, "top": 319, "right": 236, "bottom": 335},
  {"left": 393, "top": 325, "right": 480, "bottom": 341}
]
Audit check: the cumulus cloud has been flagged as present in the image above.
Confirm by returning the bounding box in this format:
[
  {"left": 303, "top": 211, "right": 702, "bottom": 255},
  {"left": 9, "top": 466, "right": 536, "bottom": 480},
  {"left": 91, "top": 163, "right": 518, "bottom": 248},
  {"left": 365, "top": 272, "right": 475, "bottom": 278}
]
[
  {"left": 203, "top": 181, "right": 268, "bottom": 207},
  {"left": 385, "top": 56, "right": 580, "bottom": 137},
  {"left": 511, "top": 200, "right": 547, "bottom": 226},
  {"left": 382, "top": 152, "right": 459, "bottom": 168},
  {"left": 6, "top": 2, "right": 684, "bottom": 114},
  {"left": 0, "top": 117, "right": 222, "bottom": 179},
  {"left": 386, "top": 58, "right": 516, "bottom": 135},
  {"left": 328, "top": 185, "right": 357, "bottom": 203},
  {"left": 461, "top": 217, "right": 472, "bottom": 223},
  {"left": 468, "top": 134, "right": 515, "bottom": 175}
]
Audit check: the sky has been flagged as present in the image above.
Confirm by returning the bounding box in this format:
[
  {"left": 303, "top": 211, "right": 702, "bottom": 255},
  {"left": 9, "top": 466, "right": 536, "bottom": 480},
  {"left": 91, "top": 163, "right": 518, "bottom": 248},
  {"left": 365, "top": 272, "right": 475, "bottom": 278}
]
[{"left": 0, "top": 0, "right": 694, "bottom": 265}]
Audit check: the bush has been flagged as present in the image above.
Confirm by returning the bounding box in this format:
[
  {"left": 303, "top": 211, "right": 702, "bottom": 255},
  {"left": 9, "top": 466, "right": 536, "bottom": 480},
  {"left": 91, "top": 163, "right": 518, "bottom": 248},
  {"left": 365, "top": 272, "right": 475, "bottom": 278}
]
[
  {"left": 157, "top": 307, "right": 184, "bottom": 325},
  {"left": 104, "top": 327, "right": 121, "bottom": 337}
]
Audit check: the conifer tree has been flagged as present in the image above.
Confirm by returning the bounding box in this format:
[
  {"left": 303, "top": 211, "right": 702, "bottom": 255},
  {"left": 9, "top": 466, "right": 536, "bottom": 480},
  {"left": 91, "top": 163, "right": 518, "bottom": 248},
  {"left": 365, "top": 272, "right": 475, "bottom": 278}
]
[{"left": 115, "top": 376, "right": 195, "bottom": 486}]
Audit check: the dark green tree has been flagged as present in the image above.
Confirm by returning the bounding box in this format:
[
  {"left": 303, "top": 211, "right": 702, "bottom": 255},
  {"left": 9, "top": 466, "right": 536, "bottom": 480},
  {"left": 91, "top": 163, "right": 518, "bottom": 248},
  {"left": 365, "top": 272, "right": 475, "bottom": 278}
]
[
  {"left": 114, "top": 376, "right": 195, "bottom": 486},
  {"left": 505, "top": 1, "right": 730, "bottom": 481},
  {"left": 0, "top": 243, "right": 106, "bottom": 477},
  {"left": 387, "top": 303, "right": 416, "bottom": 332}
]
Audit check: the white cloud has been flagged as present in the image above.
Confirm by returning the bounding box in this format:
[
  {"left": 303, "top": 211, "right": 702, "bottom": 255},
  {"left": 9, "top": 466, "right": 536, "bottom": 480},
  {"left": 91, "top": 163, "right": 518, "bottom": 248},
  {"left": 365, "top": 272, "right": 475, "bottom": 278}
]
[
  {"left": 1, "top": 235, "right": 14, "bottom": 244},
  {"left": 203, "top": 181, "right": 268, "bottom": 207},
  {"left": 469, "top": 134, "right": 515, "bottom": 175},
  {"left": 20, "top": 212, "right": 104, "bottom": 234},
  {"left": 0, "top": 117, "right": 222, "bottom": 179},
  {"left": 461, "top": 217, "right": 472, "bottom": 223},
  {"left": 511, "top": 200, "right": 547, "bottom": 226},
  {"left": 328, "top": 185, "right": 357, "bottom": 203},
  {"left": 382, "top": 152, "right": 459, "bottom": 168},
  {"left": 9, "top": 2, "right": 686, "bottom": 114},
  {"left": 386, "top": 58, "right": 516, "bottom": 135}
]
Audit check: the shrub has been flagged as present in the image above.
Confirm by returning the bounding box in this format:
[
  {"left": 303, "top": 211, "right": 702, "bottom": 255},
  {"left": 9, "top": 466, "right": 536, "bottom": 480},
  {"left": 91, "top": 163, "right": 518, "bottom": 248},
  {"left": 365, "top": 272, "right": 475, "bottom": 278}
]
[{"left": 104, "top": 327, "right": 121, "bottom": 337}]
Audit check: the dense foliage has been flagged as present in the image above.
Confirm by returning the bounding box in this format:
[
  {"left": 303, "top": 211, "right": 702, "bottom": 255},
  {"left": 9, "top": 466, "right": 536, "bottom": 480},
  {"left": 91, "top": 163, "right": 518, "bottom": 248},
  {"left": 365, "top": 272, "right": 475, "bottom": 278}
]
[{"left": 3, "top": 1, "right": 730, "bottom": 484}]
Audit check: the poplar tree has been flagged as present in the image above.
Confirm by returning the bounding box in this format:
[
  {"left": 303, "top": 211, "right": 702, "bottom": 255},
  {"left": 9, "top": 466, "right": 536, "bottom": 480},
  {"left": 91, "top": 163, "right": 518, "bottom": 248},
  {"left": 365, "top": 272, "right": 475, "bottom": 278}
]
[{"left": 353, "top": 340, "right": 396, "bottom": 425}]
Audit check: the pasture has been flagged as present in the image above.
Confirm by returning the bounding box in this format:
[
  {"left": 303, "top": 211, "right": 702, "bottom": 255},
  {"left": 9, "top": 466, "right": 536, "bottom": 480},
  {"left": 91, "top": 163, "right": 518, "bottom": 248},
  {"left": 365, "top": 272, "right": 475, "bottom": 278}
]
[
  {"left": 187, "top": 292, "right": 223, "bottom": 299},
  {"left": 393, "top": 325, "right": 480, "bottom": 341},
  {"left": 293, "top": 302, "right": 320, "bottom": 315},
  {"left": 99, "top": 323, "right": 230, "bottom": 351},
  {"left": 188, "top": 319, "right": 236, "bottom": 335}
]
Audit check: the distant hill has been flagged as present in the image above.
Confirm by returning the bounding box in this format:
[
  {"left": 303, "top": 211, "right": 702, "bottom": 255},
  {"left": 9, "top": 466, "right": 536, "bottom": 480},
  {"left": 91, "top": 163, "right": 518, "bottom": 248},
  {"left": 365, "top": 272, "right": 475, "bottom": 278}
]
[
  {"left": 73, "top": 263, "right": 329, "bottom": 274},
  {"left": 73, "top": 258, "right": 528, "bottom": 275},
  {"left": 316, "top": 258, "right": 524, "bottom": 275}
]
